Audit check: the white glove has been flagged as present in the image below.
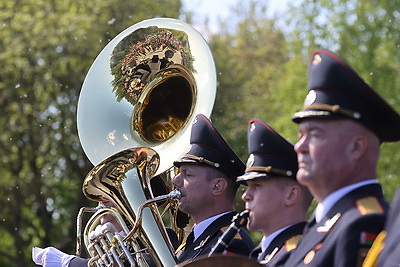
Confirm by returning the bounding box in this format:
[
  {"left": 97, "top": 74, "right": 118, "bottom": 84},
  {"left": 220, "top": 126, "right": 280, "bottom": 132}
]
[
  {"left": 32, "top": 247, "right": 75, "bottom": 267},
  {"left": 89, "top": 222, "right": 118, "bottom": 241}
]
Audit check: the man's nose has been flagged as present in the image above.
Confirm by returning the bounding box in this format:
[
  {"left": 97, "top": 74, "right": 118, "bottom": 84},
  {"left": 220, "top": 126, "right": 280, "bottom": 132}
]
[
  {"left": 294, "top": 136, "right": 308, "bottom": 154},
  {"left": 171, "top": 173, "right": 182, "bottom": 187},
  {"left": 241, "top": 189, "right": 252, "bottom": 202}
]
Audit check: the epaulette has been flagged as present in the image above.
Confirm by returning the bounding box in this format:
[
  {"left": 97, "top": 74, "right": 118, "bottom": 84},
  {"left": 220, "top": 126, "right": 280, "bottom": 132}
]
[
  {"left": 220, "top": 226, "right": 243, "bottom": 240},
  {"left": 284, "top": 234, "right": 303, "bottom": 252},
  {"left": 356, "top": 196, "right": 384, "bottom": 215}
]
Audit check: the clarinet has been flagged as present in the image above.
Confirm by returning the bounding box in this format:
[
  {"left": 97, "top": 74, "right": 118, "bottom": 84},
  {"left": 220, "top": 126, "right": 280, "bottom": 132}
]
[{"left": 208, "top": 210, "right": 250, "bottom": 256}]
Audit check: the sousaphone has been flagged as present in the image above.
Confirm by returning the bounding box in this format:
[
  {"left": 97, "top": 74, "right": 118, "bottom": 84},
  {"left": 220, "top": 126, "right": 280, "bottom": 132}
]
[{"left": 76, "top": 18, "right": 217, "bottom": 266}]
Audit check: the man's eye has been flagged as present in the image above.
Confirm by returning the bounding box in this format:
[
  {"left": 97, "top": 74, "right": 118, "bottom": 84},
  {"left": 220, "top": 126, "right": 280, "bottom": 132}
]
[
  {"left": 310, "top": 131, "right": 322, "bottom": 138},
  {"left": 250, "top": 183, "right": 260, "bottom": 189}
]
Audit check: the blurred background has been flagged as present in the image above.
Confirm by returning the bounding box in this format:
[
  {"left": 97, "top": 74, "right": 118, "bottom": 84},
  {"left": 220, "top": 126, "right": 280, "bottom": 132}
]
[{"left": 1, "top": 0, "right": 399, "bottom": 265}]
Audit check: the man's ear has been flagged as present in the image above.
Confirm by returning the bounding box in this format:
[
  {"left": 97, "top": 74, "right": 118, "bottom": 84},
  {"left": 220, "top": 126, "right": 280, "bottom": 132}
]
[
  {"left": 212, "top": 178, "right": 228, "bottom": 195},
  {"left": 348, "top": 135, "right": 368, "bottom": 161},
  {"left": 284, "top": 185, "right": 300, "bottom": 207}
]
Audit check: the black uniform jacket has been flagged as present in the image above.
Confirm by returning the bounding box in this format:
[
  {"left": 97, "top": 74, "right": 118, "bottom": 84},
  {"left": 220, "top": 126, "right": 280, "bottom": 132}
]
[
  {"left": 249, "top": 222, "right": 306, "bottom": 265},
  {"left": 281, "top": 183, "right": 389, "bottom": 267},
  {"left": 177, "top": 211, "right": 254, "bottom": 263},
  {"left": 377, "top": 187, "right": 400, "bottom": 266}
]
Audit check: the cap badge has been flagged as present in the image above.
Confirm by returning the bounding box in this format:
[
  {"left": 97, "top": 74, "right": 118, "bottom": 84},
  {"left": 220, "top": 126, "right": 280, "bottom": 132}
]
[
  {"left": 312, "top": 54, "right": 322, "bottom": 65},
  {"left": 303, "top": 90, "right": 317, "bottom": 107},
  {"left": 246, "top": 154, "right": 255, "bottom": 168},
  {"left": 250, "top": 122, "right": 256, "bottom": 132}
]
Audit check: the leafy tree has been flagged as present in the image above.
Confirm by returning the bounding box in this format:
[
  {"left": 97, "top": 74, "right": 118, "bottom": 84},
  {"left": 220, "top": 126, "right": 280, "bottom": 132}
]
[
  {"left": 0, "top": 0, "right": 181, "bottom": 265},
  {"left": 209, "top": 1, "right": 290, "bottom": 158}
]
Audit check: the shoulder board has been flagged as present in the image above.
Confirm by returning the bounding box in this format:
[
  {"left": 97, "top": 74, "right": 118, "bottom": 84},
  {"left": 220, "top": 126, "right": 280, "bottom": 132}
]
[
  {"left": 356, "top": 197, "right": 384, "bottom": 215},
  {"left": 284, "top": 234, "right": 303, "bottom": 252},
  {"left": 220, "top": 226, "right": 243, "bottom": 240}
]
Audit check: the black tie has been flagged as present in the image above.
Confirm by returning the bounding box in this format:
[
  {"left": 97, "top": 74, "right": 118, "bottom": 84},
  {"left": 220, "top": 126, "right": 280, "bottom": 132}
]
[{"left": 185, "top": 231, "right": 195, "bottom": 248}]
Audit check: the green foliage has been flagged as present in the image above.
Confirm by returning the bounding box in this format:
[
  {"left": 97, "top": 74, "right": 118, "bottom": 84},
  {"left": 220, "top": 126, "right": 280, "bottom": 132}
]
[
  {"left": 209, "top": 0, "right": 290, "bottom": 160},
  {"left": 0, "top": 0, "right": 181, "bottom": 265}
]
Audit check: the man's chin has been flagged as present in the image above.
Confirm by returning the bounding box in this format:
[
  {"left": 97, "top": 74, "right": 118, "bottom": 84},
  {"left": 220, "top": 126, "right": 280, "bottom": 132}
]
[
  {"left": 177, "top": 203, "right": 188, "bottom": 214},
  {"left": 297, "top": 171, "right": 312, "bottom": 185},
  {"left": 246, "top": 220, "right": 257, "bottom": 232}
]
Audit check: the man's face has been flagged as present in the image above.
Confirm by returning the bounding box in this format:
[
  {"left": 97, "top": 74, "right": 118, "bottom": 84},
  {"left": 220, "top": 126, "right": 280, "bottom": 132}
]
[
  {"left": 171, "top": 164, "right": 213, "bottom": 216},
  {"left": 241, "top": 178, "right": 286, "bottom": 234},
  {"left": 294, "top": 119, "right": 355, "bottom": 198}
]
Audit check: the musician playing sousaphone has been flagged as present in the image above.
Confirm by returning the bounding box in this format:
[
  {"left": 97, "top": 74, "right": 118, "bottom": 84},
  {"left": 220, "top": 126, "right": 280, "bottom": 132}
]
[
  {"left": 32, "top": 114, "right": 254, "bottom": 267},
  {"left": 33, "top": 16, "right": 221, "bottom": 267},
  {"left": 236, "top": 119, "right": 313, "bottom": 265},
  {"left": 281, "top": 49, "right": 398, "bottom": 266}
]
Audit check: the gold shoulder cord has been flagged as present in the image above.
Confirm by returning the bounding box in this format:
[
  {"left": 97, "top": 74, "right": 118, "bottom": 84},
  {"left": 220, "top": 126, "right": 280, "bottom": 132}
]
[{"left": 362, "top": 230, "right": 386, "bottom": 267}]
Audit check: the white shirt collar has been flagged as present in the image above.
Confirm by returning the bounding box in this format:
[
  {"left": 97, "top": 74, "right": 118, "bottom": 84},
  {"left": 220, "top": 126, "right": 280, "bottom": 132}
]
[
  {"left": 259, "top": 225, "right": 291, "bottom": 257},
  {"left": 315, "top": 179, "right": 378, "bottom": 223},
  {"left": 192, "top": 211, "right": 231, "bottom": 240}
]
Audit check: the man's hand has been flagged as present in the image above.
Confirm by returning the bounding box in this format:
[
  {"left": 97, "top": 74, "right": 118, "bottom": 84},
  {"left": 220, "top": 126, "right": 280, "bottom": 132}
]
[
  {"left": 89, "top": 221, "right": 121, "bottom": 240},
  {"left": 32, "top": 247, "right": 75, "bottom": 267}
]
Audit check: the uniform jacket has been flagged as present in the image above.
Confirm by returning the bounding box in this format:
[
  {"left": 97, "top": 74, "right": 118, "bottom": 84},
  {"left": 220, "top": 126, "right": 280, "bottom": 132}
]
[
  {"left": 249, "top": 222, "right": 306, "bottom": 265},
  {"left": 377, "top": 187, "right": 400, "bottom": 266},
  {"left": 177, "top": 211, "right": 254, "bottom": 263},
  {"left": 282, "top": 183, "right": 389, "bottom": 267}
]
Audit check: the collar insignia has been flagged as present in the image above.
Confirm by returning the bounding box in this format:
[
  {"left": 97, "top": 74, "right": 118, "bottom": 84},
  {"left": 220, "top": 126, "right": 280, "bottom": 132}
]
[
  {"left": 317, "top": 213, "right": 341, "bottom": 233},
  {"left": 194, "top": 235, "right": 211, "bottom": 251}
]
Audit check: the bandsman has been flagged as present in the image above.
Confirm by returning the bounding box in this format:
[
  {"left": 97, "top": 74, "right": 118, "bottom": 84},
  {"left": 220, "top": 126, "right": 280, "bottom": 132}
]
[
  {"left": 237, "top": 119, "right": 313, "bottom": 265},
  {"left": 282, "top": 49, "right": 400, "bottom": 266}
]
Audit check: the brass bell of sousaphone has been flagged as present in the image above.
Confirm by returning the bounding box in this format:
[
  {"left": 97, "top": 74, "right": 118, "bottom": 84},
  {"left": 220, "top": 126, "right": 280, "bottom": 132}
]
[
  {"left": 77, "top": 18, "right": 216, "bottom": 175},
  {"left": 76, "top": 18, "right": 216, "bottom": 266}
]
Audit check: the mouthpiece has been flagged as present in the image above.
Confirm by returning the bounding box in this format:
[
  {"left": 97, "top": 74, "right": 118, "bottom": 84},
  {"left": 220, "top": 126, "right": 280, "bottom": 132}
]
[{"left": 168, "top": 189, "right": 182, "bottom": 200}]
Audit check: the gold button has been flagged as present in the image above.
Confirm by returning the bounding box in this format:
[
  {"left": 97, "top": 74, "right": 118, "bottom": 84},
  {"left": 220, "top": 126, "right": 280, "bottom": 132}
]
[{"left": 303, "top": 250, "right": 315, "bottom": 264}]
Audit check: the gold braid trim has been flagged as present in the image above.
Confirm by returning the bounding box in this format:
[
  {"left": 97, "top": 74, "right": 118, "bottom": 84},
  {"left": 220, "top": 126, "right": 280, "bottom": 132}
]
[
  {"left": 304, "top": 103, "right": 361, "bottom": 119},
  {"left": 362, "top": 230, "right": 386, "bottom": 267},
  {"left": 182, "top": 154, "right": 220, "bottom": 168},
  {"left": 245, "top": 166, "right": 293, "bottom": 177}
]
